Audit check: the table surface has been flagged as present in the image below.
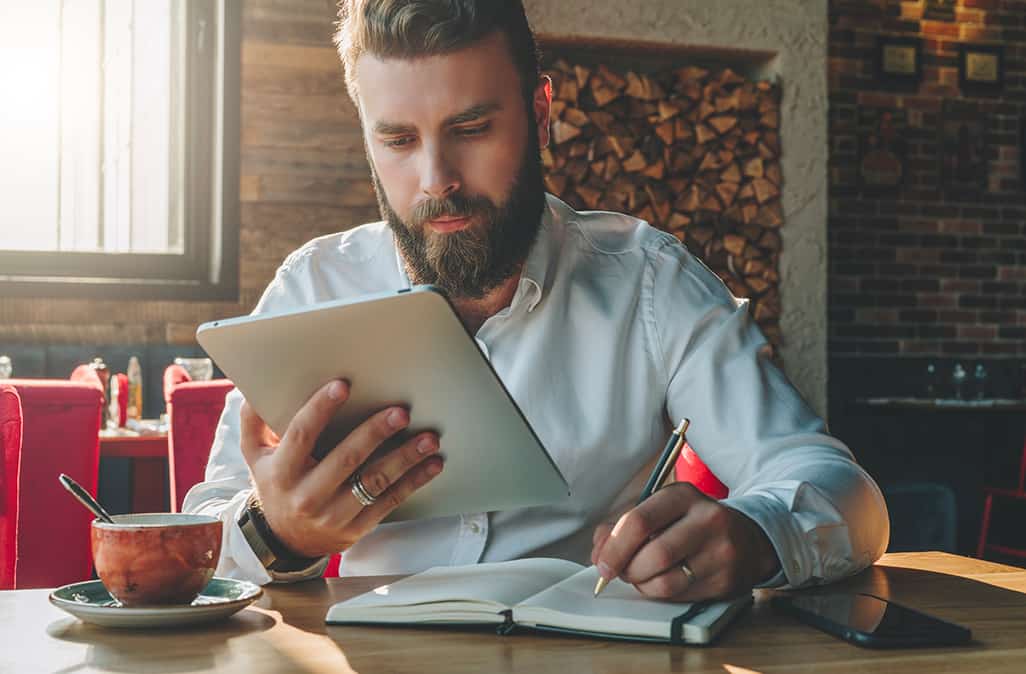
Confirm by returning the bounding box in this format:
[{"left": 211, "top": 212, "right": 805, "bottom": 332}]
[{"left": 2, "top": 552, "right": 1025, "bottom": 674}]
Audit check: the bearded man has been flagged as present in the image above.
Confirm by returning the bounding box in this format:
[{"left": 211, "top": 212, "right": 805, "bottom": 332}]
[{"left": 184, "top": 0, "right": 888, "bottom": 602}]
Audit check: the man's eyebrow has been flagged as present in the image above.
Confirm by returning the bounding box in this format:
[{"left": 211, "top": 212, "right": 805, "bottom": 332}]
[
  {"left": 372, "top": 102, "right": 502, "bottom": 136},
  {"left": 444, "top": 102, "right": 502, "bottom": 126}
]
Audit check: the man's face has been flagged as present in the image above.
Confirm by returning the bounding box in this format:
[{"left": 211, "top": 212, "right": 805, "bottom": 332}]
[{"left": 355, "top": 31, "right": 550, "bottom": 299}]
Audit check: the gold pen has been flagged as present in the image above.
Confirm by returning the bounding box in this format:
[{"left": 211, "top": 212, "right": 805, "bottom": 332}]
[{"left": 594, "top": 418, "right": 690, "bottom": 597}]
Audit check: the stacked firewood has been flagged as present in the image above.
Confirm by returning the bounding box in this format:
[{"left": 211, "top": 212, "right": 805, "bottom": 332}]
[{"left": 541, "top": 58, "right": 783, "bottom": 347}]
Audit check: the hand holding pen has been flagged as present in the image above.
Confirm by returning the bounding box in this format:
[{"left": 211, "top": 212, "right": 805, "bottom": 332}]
[{"left": 590, "top": 419, "right": 781, "bottom": 602}]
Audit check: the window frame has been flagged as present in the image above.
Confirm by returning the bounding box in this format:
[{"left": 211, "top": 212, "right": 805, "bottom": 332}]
[{"left": 0, "top": 0, "right": 241, "bottom": 302}]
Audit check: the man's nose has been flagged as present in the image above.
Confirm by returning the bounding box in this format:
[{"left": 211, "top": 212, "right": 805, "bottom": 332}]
[{"left": 420, "top": 145, "right": 461, "bottom": 200}]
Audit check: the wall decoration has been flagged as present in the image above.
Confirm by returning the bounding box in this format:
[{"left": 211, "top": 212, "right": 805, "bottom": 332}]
[
  {"left": 859, "top": 108, "right": 908, "bottom": 194},
  {"left": 959, "top": 44, "right": 1003, "bottom": 95},
  {"left": 875, "top": 37, "right": 921, "bottom": 87},
  {"left": 940, "top": 101, "right": 988, "bottom": 195},
  {"left": 924, "top": 0, "right": 956, "bottom": 21}
]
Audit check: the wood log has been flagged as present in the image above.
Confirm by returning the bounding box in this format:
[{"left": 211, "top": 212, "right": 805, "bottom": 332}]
[
  {"left": 752, "top": 178, "right": 779, "bottom": 204},
  {"left": 766, "top": 162, "right": 783, "bottom": 187},
  {"left": 591, "top": 80, "right": 620, "bottom": 107},
  {"left": 622, "top": 149, "right": 647, "bottom": 172},
  {"left": 689, "top": 225, "right": 715, "bottom": 245},
  {"left": 709, "top": 116, "right": 738, "bottom": 135},
  {"left": 590, "top": 111, "right": 615, "bottom": 134},
  {"left": 625, "top": 71, "right": 665, "bottom": 101},
  {"left": 675, "top": 66, "right": 709, "bottom": 84},
  {"left": 668, "top": 177, "right": 689, "bottom": 194},
  {"left": 760, "top": 109, "right": 780, "bottom": 130},
  {"left": 608, "top": 135, "right": 631, "bottom": 159},
  {"left": 698, "top": 151, "right": 724, "bottom": 173},
  {"left": 603, "top": 154, "right": 622, "bottom": 181},
  {"left": 541, "top": 147, "right": 555, "bottom": 169},
  {"left": 597, "top": 64, "right": 626, "bottom": 90},
  {"left": 723, "top": 234, "right": 747, "bottom": 256},
  {"left": 719, "top": 68, "right": 746, "bottom": 87},
  {"left": 566, "top": 159, "right": 588, "bottom": 183},
  {"left": 544, "top": 174, "right": 566, "bottom": 195},
  {"left": 568, "top": 141, "right": 589, "bottom": 158},
  {"left": 645, "top": 184, "right": 671, "bottom": 224},
  {"left": 747, "top": 277, "right": 771, "bottom": 295},
  {"left": 742, "top": 202, "right": 759, "bottom": 225},
  {"left": 655, "top": 120, "right": 675, "bottom": 145},
  {"left": 636, "top": 204, "right": 656, "bottom": 224},
  {"left": 716, "top": 182, "right": 739, "bottom": 208},
  {"left": 697, "top": 100, "right": 717, "bottom": 121},
  {"left": 576, "top": 184, "right": 603, "bottom": 209},
  {"left": 701, "top": 194, "right": 723, "bottom": 212},
  {"left": 743, "top": 259, "right": 767, "bottom": 276},
  {"left": 658, "top": 100, "right": 683, "bottom": 121},
  {"left": 574, "top": 64, "right": 591, "bottom": 89},
  {"left": 716, "top": 93, "right": 740, "bottom": 113},
  {"left": 674, "top": 118, "right": 694, "bottom": 143},
  {"left": 758, "top": 230, "right": 782, "bottom": 251},
  {"left": 550, "top": 100, "right": 567, "bottom": 118},
  {"left": 641, "top": 159, "right": 666, "bottom": 180},
  {"left": 755, "top": 202, "right": 784, "bottom": 227},
  {"left": 695, "top": 123, "right": 718, "bottom": 145},
  {"left": 667, "top": 212, "right": 692, "bottom": 231},
  {"left": 563, "top": 107, "right": 590, "bottom": 128},
  {"left": 677, "top": 185, "right": 703, "bottom": 212},
  {"left": 558, "top": 78, "right": 579, "bottom": 104},
  {"left": 721, "top": 162, "right": 742, "bottom": 183},
  {"left": 551, "top": 120, "right": 582, "bottom": 145},
  {"left": 744, "top": 157, "right": 764, "bottom": 178}
]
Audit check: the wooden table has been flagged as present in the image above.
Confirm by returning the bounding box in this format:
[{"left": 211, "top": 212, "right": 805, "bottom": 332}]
[
  {"left": 98, "top": 432, "right": 169, "bottom": 513},
  {"left": 2, "top": 552, "right": 1026, "bottom": 673}
]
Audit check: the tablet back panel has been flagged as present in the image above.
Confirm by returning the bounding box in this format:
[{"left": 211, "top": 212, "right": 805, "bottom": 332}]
[{"left": 197, "top": 287, "right": 569, "bottom": 521}]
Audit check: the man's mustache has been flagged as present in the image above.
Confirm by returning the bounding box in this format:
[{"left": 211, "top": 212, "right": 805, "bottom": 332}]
[{"left": 409, "top": 194, "right": 491, "bottom": 228}]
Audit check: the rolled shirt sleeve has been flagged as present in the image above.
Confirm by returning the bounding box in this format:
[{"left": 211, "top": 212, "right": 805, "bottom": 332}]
[
  {"left": 649, "top": 238, "right": 889, "bottom": 588},
  {"left": 181, "top": 253, "right": 329, "bottom": 584}
]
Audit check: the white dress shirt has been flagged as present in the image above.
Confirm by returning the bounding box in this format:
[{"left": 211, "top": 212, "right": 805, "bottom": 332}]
[{"left": 183, "top": 194, "right": 889, "bottom": 588}]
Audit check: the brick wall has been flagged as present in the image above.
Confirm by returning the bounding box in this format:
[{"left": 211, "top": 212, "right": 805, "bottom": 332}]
[{"left": 828, "top": 0, "right": 1026, "bottom": 361}]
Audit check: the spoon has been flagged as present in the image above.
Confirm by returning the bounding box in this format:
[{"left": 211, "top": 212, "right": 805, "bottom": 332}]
[{"left": 58, "top": 473, "right": 115, "bottom": 524}]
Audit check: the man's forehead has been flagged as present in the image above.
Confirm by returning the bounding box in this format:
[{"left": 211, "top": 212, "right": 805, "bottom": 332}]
[{"left": 354, "top": 31, "right": 521, "bottom": 125}]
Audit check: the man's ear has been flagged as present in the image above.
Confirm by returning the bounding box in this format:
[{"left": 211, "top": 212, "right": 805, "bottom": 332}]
[{"left": 534, "top": 75, "right": 552, "bottom": 149}]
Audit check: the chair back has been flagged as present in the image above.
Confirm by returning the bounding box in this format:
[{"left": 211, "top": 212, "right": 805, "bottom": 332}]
[
  {"left": 674, "top": 443, "right": 729, "bottom": 499},
  {"left": 0, "top": 385, "right": 23, "bottom": 589},
  {"left": 3, "top": 379, "right": 103, "bottom": 588},
  {"left": 165, "top": 377, "right": 235, "bottom": 512}
]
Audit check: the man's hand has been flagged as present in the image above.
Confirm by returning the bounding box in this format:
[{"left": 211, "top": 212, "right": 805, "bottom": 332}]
[
  {"left": 590, "top": 482, "right": 779, "bottom": 601},
  {"left": 240, "top": 379, "right": 444, "bottom": 558}
]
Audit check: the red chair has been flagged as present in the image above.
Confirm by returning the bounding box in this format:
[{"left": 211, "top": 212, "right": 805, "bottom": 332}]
[
  {"left": 3, "top": 379, "right": 103, "bottom": 588},
  {"left": 675, "top": 442, "right": 729, "bottom": 499},
  {"left": 1, "top": 385, "right": 23, "bottom": 589},
  {"left": 164, "top": 368, "right": 235, "bottom": 513},
  {"left": 976, "top": 432, "right": 1026, "bottom": 560},
  {"left": 163, "top": 367, "right": 342, "bottom": 577}
]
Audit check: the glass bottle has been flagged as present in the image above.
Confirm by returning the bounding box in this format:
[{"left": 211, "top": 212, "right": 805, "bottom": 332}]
[
  {"left": 952, "top": 363, "right": 967, "bottom": 400},
  {"left": 126, "top": 356, "right": 143, "bottom": 420},
  {"left": 924, "top": 362, "right": 937, "bottom": 399},
  {"left": 973, "top": 363, "right": 988, "bottom": 401}
]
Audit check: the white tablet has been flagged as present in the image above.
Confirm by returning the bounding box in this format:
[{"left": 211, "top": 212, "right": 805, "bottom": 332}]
[{"left": 196, "top": 285, "right": 569, "bottom": 522}]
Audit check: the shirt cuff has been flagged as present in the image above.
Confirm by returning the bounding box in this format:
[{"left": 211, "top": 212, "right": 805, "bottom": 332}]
[
  {"left": 221, "top": 490, "right": 329, "bottom": 585},
  {"left": 721, "top": 492, "right": 812, "bottom": 589}
]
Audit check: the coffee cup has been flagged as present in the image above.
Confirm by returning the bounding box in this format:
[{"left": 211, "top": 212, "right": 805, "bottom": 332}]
[{"left": 91, "top": 513, "right": 223, "bottom": 607}]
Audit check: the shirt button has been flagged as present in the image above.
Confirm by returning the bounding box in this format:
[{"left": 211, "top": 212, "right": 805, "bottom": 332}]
[{"left": 469, "top": 522, "right": 482, "bottom": 534}]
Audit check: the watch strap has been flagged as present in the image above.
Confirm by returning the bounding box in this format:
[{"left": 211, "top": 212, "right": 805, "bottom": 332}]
[{"left": 238, "top": 492, "right": 322, "bottom": 573}]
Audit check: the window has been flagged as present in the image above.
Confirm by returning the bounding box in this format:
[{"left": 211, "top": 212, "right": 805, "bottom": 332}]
[{"left": 0, "top": 0, "right": 240, "bottom": 300}]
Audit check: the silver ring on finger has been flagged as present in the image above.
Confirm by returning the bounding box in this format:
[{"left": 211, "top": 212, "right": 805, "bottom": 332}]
[
  {"left": 680, "top": 559, "right": 697, "bottom": 585},
  {"left": 350, "top": 471, "right": 377, "bottom": 507}
]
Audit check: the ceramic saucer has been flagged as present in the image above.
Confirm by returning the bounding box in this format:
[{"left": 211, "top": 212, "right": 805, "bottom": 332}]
[{"left": 49, "top": 577, "right": 263, "bottom": 628}]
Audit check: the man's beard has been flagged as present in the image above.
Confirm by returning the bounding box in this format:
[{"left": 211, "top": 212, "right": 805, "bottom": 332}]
[{"left": 371, "top": 131, "right": 546, "bottom": 301}]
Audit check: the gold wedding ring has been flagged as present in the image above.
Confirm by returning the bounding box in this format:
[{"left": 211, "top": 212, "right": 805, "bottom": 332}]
[
  {"left": 680, "top": 559, "right": 697, "bottom": 584},
  {"left": 350, "top": 471, "right": 377, "bottom": 507}
]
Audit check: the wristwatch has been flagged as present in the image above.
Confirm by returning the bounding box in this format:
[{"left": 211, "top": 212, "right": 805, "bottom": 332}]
[{"left": 237, "top": 493, "right": 321, "bottom": 573}]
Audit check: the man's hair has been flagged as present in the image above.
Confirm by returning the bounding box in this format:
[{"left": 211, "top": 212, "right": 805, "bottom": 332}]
[{"left": 334, "top": 0, "right": 541, "bottom": 107}]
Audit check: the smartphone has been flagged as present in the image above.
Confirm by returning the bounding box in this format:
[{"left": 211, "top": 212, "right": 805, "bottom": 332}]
[{"left": 772, "top": 593, "right": 971, "bottom": 648}]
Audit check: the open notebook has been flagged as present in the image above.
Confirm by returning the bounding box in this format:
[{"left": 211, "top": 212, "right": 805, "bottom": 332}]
[{"left": 326, "top": 558, "right": 752, "bottom": 645}]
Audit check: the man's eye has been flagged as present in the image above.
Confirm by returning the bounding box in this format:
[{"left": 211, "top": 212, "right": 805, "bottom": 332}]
[
  {"left": 455, "top": 123, "right": 490, "bottom": 137},
  {"left": 384, "top": 136, "right": 414, "bottom": 148}
]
